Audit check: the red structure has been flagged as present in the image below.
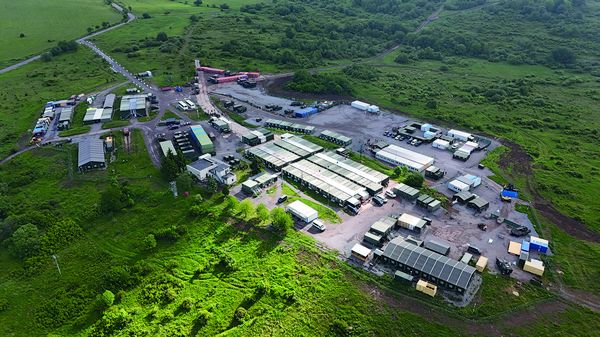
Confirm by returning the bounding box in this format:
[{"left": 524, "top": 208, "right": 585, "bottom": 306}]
[
  {"left": 197, "top": 66, "right": 226, "bottom": 75},
  {"left": 240, "top": 72, "right": 260, "bottom": 78},
  {"left": 212, "top": 75, "right": 247, "bottom": 84}
]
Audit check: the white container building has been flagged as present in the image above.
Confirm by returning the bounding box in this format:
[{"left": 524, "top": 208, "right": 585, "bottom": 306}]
[
  {"left": 375, "top": 144, "right": 434, "bottom": 172},
  {"left": 286, "top": 200, "right": 318, "bottom": 223},
  {"left": 448, "top": 179, "right": 470, "bottom": 193},
  {"left": 432, "top": 139, "right": 450, "bottom": 150},
  {"left": 448, "top": 129, "right": 472, "bottom": 142},
  {"left": 458, "top": 174, "right": 481, "bottom": 188},
  {"left": 398, "top": 213, "right": 427, "bottom": 232},
  {"left": 351, "top": 100, "right": 370, "bottom": 111}
]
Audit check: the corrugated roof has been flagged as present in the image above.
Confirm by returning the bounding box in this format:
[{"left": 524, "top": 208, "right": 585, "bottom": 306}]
[
  {"left": 190, "top": 125, "right": 213, "bottom": 147},
  {"left": 103, "top": 94, "right": 116, "bottom": 108},
  {"left": 78, "top": 138, "right": 105, "bottom": 167},
  {"left": 384, "top": 238, "right": 475, "bottom": 289}
]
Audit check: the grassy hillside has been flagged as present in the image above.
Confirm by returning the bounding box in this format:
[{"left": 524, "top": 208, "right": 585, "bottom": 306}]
[
  {"left": 0, "top": 0, "right": 122, "bottom": 66},
  {"left": 0, "top": 130, "right": 462, "bottom": 336},
  {"left": 92, "top": 0, "right": 443, "bottom": 85},
  {"left": 0, "top": 48, "right": 121, "bottom": 159}
]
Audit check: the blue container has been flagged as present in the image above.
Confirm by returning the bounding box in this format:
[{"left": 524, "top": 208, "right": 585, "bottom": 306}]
[
  {"left": 538, "top": 245, "right": 548, "bottom": 254},
  {"left": 521, "top": 241, "right": 530, "bottom": 252}
]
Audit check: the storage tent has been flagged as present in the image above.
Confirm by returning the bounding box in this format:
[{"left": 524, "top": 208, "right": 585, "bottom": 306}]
[
  {"left": 423, "top": 239, "right": 450, "bottom": 256},
  {"left": 286, "top": 200, "right": 318, "bottom": 223},
  {"left": 295, "top": 107, "right": 318, "bottom": 118}
]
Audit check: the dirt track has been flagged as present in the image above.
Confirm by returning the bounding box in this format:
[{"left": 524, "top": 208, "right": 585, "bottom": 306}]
[{"left": 498, "top": 140, "right": 600, "bottom": 243}]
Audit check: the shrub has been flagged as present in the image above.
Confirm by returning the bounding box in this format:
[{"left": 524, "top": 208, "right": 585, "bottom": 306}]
[{"left": 100, "top": 290, "right": 115, "bottom": 308}]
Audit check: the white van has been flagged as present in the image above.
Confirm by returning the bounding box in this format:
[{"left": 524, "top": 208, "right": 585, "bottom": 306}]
[
  {"left": 185, "top": 99, "right": 197, "bottom": 110},
  {"left": 177, "top": 101, "right": 189, "bottom": 111}
]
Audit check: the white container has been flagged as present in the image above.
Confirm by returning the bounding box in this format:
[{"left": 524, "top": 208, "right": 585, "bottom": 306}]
[
  {"left": 351, "top": 100, "right": 370, "bottom": 111},
  {"left": 432, "top": 139, "right": 450, "bottom": 150},
  {"left": 448, "top": 129, "right": 472, "bottom": 142},
  {"left": 448, "top": 179, "right": 470, "bottom": 193}
]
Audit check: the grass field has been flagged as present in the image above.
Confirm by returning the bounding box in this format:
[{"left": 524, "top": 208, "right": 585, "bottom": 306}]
[
  {"left": 0, "top": 48, "right": 121, "bottom": 160},
  {"left": 0, "top": 0, "right": 122, "bottom": 67}
]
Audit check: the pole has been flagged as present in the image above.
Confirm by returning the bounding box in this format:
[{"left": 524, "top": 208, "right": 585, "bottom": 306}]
[{"left": 52, "top": 255, "right": 62, "bottom": 276}]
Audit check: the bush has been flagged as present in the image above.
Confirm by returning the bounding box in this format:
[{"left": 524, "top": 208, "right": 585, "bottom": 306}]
[
  {"left": 100, "top": 290, "right": 115, "bottom": 308},
  {"left": 404, "top": 172, "right": 424, "bottom": 188},
  {"left": 9, "top": 223, "right": 40, "bottom": 259},
  {"left": 180, "top": 297, "right": 194, "bottom": 311},
  {"left": 142, "top": 13, "right": 151, "bottom": 19},
  {"left": 143, "top": 234, "right": 157, "bottom": 250}
]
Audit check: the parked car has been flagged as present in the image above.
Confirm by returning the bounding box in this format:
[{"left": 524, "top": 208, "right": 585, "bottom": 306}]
[
  {"left": 312, "top": 220, "right": 326, "bottom": 232},
  {"left": 385, "top": 190, "right": 397, "bottom": 198},
  {"left": 277, "top": 195, "right": 288, "bottom": 204},
  {"left": 372, "top": 195, "right": 385, "bottom": 206}
]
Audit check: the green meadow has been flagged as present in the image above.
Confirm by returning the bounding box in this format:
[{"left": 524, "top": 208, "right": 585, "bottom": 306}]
[{"left": 0, "top": 0, "right": 122, "bottom": 67}]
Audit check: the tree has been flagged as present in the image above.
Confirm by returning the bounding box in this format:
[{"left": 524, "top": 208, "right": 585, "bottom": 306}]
[
  {"left": 250, "top": 158, "right": 263, "bottom": 174},
  {"left": 206, "top": 176, "right": 218, "bottom": 193},
  {"left": 394, "top": 166, "right": 408, "bottom": 178},
  {"left": 222, "top": 184, "right": 230, "bottom": 196},
  {"left": 143, "top": 234, "right": 157, "bottom": 250},
  {"left": 142, "top": 12, "right": 151, "bottom": 19},
  {"left": 176, "top": 173, "right": 194, "bottom": 192},
  {"left": 551, "top": 47, "right": 576, "bottom": 65},
  {"left": 194, "top": 0, "right": 203, "bottom": 6},
  {"left": 236, "top": 199, "right": 256, "bottom": 221},
  {"left": 99, "top": 178, "right": 134, "bottom": 214},
  {"left": 19, "top": 33, "right": 25, "bottom": 38},
  {"left": 100, "top": 290, "right": 115, "bottom": 308},
  {"left": 9, "top": 224, "right": 40, "bottom": 259},
  {"left": 256, "top": 204, "right": 270, "bottom": 224},
  {"left": 404, "top": 172, "right": 424, "bottom": 188},
  {"left": 190, "top": 14, "right": 199, "bottom": 22},
  {"left": 220, "top": 3, "right": 230, "bottom": 10},
  {"left": 160, "top": 150, "right": 180, "bottom": 181},
  {"left": 270, "top": 208, "right": 293, "bottom": 234},
  {"left": 156, "top": 32, "right": 168, "bottom": 42}
]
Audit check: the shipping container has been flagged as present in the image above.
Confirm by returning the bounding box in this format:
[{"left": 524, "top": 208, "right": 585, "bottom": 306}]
[{"left": 197, "top": 66, "right": 225, "bottom": 75}]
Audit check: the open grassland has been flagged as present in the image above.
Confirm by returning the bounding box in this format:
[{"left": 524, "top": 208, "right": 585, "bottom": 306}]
[
  {"left": 0, "top": 0, "right": 122, "bottom": 67},
  {"left": 0, "top": 48, "right": 121, "bottom": 159}
]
